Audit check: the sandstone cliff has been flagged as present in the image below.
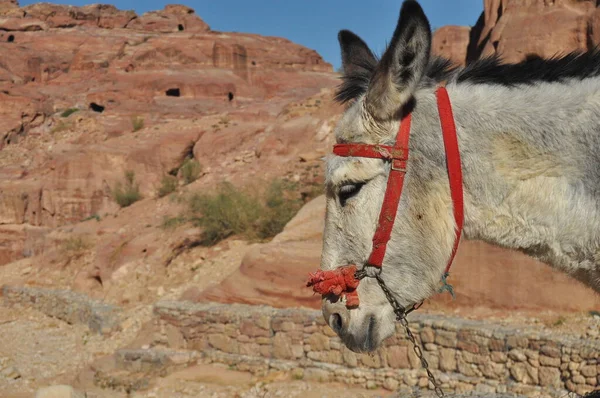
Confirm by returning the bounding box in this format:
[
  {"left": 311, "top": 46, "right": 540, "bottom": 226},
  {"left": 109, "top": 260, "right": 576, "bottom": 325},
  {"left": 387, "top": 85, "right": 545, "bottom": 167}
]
[
  {"left": 434, "top": 0, "right": 600, "bottom": 65},
  {"left": 0, "top": 1, "right": 338, "bottom": 272}
]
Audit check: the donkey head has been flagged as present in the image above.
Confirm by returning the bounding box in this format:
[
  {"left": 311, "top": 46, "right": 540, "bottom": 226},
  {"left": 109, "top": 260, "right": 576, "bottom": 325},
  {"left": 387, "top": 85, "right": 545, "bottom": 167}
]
[{"left": 320, "top": 0, "right": 456, "bottom": 352}]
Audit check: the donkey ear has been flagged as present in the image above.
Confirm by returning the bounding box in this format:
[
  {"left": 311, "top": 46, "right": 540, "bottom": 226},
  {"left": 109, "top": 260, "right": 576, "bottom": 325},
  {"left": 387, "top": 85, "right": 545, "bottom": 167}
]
[
  {"left": 338, "top": 30, "right": 377, "bottom": 76},
  {"left": 365, "top": 0, "right": 432, "bottom": 121}
]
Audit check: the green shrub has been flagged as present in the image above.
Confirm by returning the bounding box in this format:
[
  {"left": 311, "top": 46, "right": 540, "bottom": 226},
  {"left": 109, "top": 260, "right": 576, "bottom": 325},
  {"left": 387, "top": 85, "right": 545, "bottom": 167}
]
[
  {"left": 189, "top": 182, "right": 262, "bottom": 245},
  {"left": 112, "top": 170, "right": 142, "bottom": 208},
  {"left": 60, "top": 108, "right": 79, "bottom": 118},
  {"left": 187, "top": 179, "right": 303, "bottom": 245},
  {"left": 62, "top": 236, "right": 91, "bottom": 254},
  {"left": 180, "top": 158, "right": 202, "bottom": 185},
  {"left": 158, "top": 175, "right": 178, "bottom": 197},
  {"left": 83, "top": 214, "right": 101, "bottom": 222},
  {"left": 257, "top": 179, "right": 303, "bottom": 239},
  {"left": 161, "top": 215, "right": 186, "bottom": 229},
  {"left": 132, "top": 116, "right": 144, "bottom": 132}
]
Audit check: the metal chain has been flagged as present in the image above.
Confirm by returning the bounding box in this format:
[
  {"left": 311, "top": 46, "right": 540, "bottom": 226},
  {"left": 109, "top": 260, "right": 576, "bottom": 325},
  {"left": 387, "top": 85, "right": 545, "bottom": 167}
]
[{"left": 356, "top": 269, "right": 444, "bottom": 397}]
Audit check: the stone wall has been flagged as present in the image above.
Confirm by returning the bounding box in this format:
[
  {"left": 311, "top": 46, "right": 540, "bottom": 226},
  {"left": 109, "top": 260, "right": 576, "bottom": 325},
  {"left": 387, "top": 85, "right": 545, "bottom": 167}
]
[
  {"left": 2, "top": 285, "right": 122, "bottom": 335},
  {"left": 154, "top": 301, "right": 599, "bottom": 397}
]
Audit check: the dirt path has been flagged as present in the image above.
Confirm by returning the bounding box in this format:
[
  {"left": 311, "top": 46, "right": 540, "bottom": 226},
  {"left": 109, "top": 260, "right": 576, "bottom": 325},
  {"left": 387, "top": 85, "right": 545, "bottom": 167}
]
[{"left": 0, "top": 240, "right": 251, "bottom": 397}]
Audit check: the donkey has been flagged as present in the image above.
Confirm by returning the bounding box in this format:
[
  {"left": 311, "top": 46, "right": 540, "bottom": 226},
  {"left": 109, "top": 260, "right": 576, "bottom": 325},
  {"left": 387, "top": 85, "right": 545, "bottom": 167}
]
[{"left": 318, "top": 0, "right": 600, "bottom": 353}]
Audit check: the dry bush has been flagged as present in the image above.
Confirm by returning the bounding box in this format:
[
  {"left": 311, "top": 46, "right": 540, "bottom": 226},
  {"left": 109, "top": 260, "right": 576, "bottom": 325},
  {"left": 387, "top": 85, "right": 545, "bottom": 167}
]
[
  {"left": 158, "top": 175, "right": 178, "bottom": 197},
  {"left": 180, "top": 158, "right": 202, "bottom": 185},
  {"left": 186, "top": 179, "right": 303, "bottom": 245},
  {"left": 112, "top": 170, "right": 142, "bottom": 208}
]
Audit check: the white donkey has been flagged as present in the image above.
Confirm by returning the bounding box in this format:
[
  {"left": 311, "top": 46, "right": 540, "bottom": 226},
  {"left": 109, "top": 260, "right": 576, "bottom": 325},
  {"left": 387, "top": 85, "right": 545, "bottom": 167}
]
[{"left": 312, "top": 0, "right": 600, "bottom": 354}]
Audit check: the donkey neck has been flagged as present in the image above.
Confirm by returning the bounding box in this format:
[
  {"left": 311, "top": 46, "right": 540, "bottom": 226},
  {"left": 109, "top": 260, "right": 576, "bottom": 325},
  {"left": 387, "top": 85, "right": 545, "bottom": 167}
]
[{"left": 412, "top": 79, "right": 600, "bottom": 288}]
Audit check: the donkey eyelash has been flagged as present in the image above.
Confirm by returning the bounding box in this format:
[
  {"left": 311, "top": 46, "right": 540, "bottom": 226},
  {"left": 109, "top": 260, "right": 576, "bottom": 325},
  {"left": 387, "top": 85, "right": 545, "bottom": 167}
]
[
  {"left": 337, "top": 180, "right": 365, "bottom": 189},
  {"left": 337, "top": 182, "right": 366, "bottom": 207},
  {"left": 339, "top": 184, "right": 358, "bottom": 193}
]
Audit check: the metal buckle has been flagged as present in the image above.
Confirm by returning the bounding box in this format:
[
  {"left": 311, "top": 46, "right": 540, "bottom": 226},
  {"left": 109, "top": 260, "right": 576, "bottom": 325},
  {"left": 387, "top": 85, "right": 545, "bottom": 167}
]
[{"left": 391, "top": 159, "right": 406, "bottom": 172}]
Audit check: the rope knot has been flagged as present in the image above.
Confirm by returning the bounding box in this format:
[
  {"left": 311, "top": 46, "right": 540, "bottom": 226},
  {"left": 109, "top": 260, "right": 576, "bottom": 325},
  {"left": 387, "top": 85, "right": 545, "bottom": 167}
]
[
  {"left": 438, "top": 272, "right": 456, "bottom": 299},
  {"left": 306, "top": 264, "right": 361, "bottom": 308}
]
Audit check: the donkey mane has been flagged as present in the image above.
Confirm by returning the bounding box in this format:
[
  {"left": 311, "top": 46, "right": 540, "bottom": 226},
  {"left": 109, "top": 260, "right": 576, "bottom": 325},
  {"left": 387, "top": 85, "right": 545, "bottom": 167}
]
[{"left": 335, "top": 48, "right": 600, "bottom": 105}]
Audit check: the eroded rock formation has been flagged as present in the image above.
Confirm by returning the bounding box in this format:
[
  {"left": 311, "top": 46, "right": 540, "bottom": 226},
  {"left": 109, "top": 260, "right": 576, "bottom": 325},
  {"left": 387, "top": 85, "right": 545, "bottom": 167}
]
[{"left": 433, "top": 0, "right": 600, "bottom": 65}]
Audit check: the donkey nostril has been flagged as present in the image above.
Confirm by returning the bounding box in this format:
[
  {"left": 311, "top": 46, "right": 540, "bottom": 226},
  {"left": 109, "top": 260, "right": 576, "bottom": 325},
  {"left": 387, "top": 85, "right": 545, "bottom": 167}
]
[{"left": 329, "top": 313, "right": 343, "bottom": 333}]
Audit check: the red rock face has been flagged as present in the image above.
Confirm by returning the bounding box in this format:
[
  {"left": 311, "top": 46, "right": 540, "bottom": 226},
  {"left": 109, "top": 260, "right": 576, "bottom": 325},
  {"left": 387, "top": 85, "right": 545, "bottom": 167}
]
[
  {"left": 0, "top": 2, "right": 337, "bottom": 266},
  {"left": 0, "top": 0, "right": 18, "bottom": 14},
  {"left": 125, "top": 5, "right": 209, "bottom": 33},
  {"left": 433, "top": 0, "right": 600, "bottom": 65},
  {"left": 432, "top": 26, "right": 471, "bottom": 65}
]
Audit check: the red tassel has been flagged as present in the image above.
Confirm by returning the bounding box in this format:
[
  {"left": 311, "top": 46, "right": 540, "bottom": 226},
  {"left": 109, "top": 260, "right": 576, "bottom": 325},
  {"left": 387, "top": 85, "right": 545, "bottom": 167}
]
[{"left": 306, "top": 265, "right": 361, "bottom": 308}]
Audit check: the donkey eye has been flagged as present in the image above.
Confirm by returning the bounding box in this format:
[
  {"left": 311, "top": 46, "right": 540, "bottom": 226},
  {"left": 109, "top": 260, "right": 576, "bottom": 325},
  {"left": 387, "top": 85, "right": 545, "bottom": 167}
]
[{"left": 338, "top": 183, "right": 364, "bottom": 206}]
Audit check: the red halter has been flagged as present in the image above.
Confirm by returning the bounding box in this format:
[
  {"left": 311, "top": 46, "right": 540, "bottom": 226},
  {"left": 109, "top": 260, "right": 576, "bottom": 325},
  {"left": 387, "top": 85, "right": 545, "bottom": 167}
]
[{"left": 307, "top": 86, "right": 464, "bottom": 308}]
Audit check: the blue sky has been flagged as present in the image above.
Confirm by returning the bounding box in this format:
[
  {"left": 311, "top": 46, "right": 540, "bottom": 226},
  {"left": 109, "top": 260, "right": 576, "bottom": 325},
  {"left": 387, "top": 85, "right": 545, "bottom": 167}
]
[{"left": 19, "top": 0, "right": 484, "bottom": 69}]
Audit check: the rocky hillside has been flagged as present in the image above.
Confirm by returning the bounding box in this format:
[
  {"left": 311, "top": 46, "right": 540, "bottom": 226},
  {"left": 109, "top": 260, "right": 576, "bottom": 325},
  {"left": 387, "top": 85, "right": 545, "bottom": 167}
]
[
  {"left": 2, "top": 0, "right": 600, "bottom": 313},
  {"left": 0, "top": 0, "right": 342, "bottom": 300}
]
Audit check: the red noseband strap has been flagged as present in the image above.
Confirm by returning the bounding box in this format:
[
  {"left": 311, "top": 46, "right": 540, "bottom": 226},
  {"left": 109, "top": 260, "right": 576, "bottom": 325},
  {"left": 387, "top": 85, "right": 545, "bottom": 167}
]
[{"left": 307, "top": 86, "right": 464, "bottom": 308}]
